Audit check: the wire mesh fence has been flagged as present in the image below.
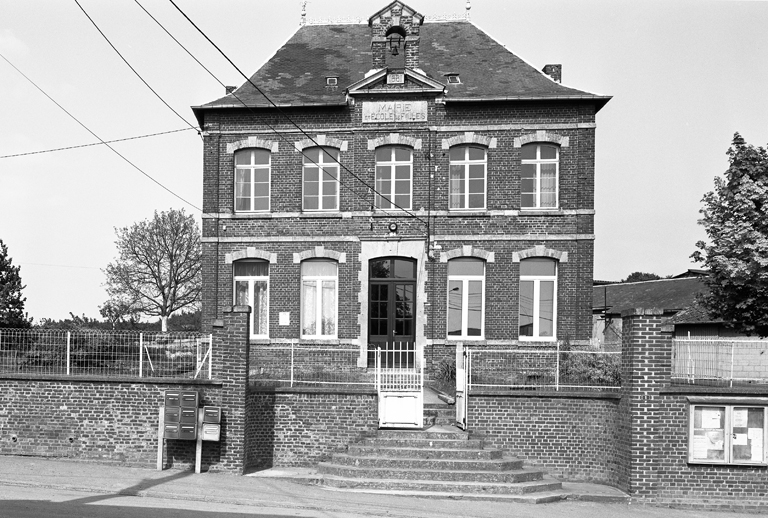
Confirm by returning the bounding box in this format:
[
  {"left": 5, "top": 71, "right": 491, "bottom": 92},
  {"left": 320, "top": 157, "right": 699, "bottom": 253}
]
[
  {"left": 0, "top": 328, "right": 212, "bottom": 379},
  {"left": 672, "top": 339, "right": 768, "bottom": 387},
  {"left": 250, "top": 343, "right": 373, "bottom": 387},
  {"left": 468, "top": 344, "right": 621, "bottom": 391}
]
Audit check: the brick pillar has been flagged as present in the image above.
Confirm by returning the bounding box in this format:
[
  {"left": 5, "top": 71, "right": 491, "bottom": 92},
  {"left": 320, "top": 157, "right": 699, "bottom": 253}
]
[
  {"left": 405, "top": 35, "right": 419, "bottom": 69},
  {"left": 371, "top": 37, "right": 387, "bottom": 69},
  {"left": 620, "top": 308, "right": 673, "bottom": 499},
  {"left": 212, "top": 305, "right": 250, "bottom": 473}
]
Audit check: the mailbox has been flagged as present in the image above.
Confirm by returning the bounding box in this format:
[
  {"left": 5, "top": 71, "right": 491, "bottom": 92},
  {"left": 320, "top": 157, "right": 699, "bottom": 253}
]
[
  {"left": 203, "top": 406, "right": 221, "bottom": 424},
  {"left": 164, "top": 391, "right": 180, "bottom": 407},
  {"left": 201, "top": 423, "right": 220, "bottom": 442},
  {"left": 179, "top": 424, "right": 197, "bottom": 440},
  {"left": 164, "top": 423, "right": 180, "bottom": 439},
  {"left": 180, "top": 391, "right": 199, "bottom": 408},
  {"left": 164, "top": 407, "right": 180, "bottom": 423},
  {"left": 180, "top": 408, "right": 197, "bottom": 424}
]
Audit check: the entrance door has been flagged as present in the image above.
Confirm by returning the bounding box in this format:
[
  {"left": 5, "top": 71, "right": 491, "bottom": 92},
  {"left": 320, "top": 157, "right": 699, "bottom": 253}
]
[{"left": 368, "top": 257, "right": 416, "bottom": 368}]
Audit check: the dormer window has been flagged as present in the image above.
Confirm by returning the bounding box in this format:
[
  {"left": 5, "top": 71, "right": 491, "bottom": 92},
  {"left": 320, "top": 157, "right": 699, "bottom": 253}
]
[
  {"left": 446, "top": 74, "right": 461, "bottom": 84},
  {"left": 326, "top": 77, "right": 338, "bottom": 86}
]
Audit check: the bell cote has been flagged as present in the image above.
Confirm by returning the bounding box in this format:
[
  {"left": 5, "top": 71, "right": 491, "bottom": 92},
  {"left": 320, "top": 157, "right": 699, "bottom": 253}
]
[{"left": 368, "top": 1, "right": 423, "bottom": 71}]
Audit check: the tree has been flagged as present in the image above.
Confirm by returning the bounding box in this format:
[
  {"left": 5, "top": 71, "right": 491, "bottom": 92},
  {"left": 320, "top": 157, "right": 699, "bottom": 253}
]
[
  {"left": 692, "top": 133, "right": 768, "bottom": 337},
  {"left": 104, "top": 209, "right": 201, "bottom": 333},
  {"left": 622, "top": 272, "right": 662, "bottom": 283},
  {"left": 0, "top": 239, "right": 31, "bottom": 328}
]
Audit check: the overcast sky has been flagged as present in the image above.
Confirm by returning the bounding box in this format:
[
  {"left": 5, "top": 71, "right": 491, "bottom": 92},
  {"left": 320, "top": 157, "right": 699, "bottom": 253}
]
[{"left": 2, "top": 0, "right": 767, "bottom": 322}]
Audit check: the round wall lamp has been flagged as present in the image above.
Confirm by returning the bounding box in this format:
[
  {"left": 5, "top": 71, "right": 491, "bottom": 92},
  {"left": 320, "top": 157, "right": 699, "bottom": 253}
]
[{"left": 388, "top": 222, "right": 398, "bottom": 233}]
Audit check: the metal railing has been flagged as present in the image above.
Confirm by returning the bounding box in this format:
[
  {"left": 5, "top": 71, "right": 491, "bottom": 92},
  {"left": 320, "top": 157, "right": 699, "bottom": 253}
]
[
  {"left": 250, "top": 343, "right": 373, "bottom": 387},
  {"left": 375, "top": 346, "right": 422, "bottom": 392},
  {"left": 672, "top": 338, "right": 768, "bottom": 387},
  {"left": 467, "top": 344, "right": 621, "bottom": 391},
  {"left": 0, "top": 328, "right": 212, "bottom": 379}
]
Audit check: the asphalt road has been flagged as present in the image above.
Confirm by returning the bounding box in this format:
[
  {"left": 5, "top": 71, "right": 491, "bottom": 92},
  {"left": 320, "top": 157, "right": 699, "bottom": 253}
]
[{"left": 0, "top": 483, "right": 760, "bottom": 518}]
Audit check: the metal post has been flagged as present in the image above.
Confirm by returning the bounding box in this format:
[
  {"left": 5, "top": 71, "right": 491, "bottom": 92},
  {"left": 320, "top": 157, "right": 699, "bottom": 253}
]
[
  {"left": 730, "top": 341, "right": 734, "bottom": 388},
  {"left": 139, "top": 333, "right": 143, "bottom": 378},
  {"left": 208, "top": 334, "right": 213, "bottom": 379},
  {"left": 555, "top": 341, "right": 560, "bottom": 391},
  {"left": 66, "top": 331, "right": 71, "bottom": 376},
  {"left": 290, "top": 340, "right": 295, "bottom": 387},
  {"left": 157, "top": 405, "right": 164, "bottom": 471}
]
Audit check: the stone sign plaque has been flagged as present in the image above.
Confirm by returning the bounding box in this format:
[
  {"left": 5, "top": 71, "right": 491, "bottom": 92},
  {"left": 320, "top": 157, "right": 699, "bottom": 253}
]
[{"left": 363, "top": 101, "right": 428, "bottom": 123}]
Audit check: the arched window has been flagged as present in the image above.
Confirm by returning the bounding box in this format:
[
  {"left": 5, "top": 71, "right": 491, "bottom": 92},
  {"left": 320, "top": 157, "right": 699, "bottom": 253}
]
[
  {"left": 519, "top": 258, "right": 557, "bottom": 340},
  {"left": 234, "top": 149, "right": 270, "bottom": 212},
  {"left": 301, "top": 260, "right": 337, "bottom": 338},
  {"left": 233, "top": 260, "right": 269, "bottom": 338},
  {"left": 449, "top": 145, "right": 486, "bottom": 210},
  {"left": 302, "top": 147, "right": 339, "bottom": 211},
  {"left": 521, "top": 144, "right": 558, "bottom": 209},
  {"left": 447, "top": 258, "right": 485, "bottom": 338},
  {"left": 375, "top": 146, "right": 412, "bottom": 210}
]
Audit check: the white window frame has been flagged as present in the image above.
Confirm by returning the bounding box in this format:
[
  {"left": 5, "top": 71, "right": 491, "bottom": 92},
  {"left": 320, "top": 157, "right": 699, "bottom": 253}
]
[
  {"left": 518, "top": 259, "right": 557, "bottom": 341},
  {"left": 520, "top": 143, "right": 559, "bottom": 210},
  {"left": 375, "top": 146, "right": 412, "bottom": 210},
  {"left": 302, "top": 147, "right": 340, "bottom": 212},
  {"left": 300, "top": 260, "right": 338, "bottom": 339},
  {"left": 233, "top": 261, "right": 269, "bottom": 339},
  {"left": 446, "top": 259, "right": 485, "bottom": 339},
  {"left": 449, "top": 145, "right": 487, "bottom": 211},
  {"left": 689, "top": 404, "right": 767, "bottom": 466},
  {"left": 234, "top": 148, "right": 271, "bottom": 212}
]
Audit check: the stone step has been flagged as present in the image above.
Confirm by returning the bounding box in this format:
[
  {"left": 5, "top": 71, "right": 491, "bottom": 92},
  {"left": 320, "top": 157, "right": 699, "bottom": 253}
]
[
  {"left": 319, "top": 485, "right": 570, "bottom": 504},
  {"left": 360, "top": 437, "right": 485, "bottom": 449},
  {"left": 376, "top": 429, "right": 471, "bottom": 441},
  {"left": 318, "top": 463, "right": 546, "bottom": 484},
  {"left": 329, "top": 452, "right": 522, "bottom": 471},
  {"left": 347, "top": 444, "right": 504, "bottom": 460},
  {"left": 320, "top": 473, "right": 562, "bottom": 495}
]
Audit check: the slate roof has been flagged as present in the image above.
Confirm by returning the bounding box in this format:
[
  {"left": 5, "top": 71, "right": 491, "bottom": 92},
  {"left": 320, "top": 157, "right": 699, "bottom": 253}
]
[
  {"left": 592, "top": 278, "right": 707, "bottom": 316},
  {"left": 195, "top": 21, "right": 610, "bottom": 111},
  {"left": 666, "top": 298, "right": 723, "bottom": 325}
]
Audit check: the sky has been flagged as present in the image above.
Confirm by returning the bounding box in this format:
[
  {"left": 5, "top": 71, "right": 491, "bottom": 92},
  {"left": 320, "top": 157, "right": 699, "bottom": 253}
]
[{"left": 1, "top": 0, "right": 767, "bottom": 322}]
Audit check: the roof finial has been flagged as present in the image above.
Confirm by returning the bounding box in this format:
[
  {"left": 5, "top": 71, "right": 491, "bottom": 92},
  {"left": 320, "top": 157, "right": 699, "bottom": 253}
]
[
  {"left": 300, "top": 0, "right": 307, "bottom": 26},
  {"left": 465, "top": 0, "right": 471, "bottom": 21}
]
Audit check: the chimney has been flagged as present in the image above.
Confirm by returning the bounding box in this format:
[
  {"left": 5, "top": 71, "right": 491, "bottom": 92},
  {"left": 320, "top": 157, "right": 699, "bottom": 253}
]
[
  {"left": 542, "top": 64, "right": 562, "bottom": 83},
  {"left": 225, "top": 86, "right": 237, "bottom": 95}
]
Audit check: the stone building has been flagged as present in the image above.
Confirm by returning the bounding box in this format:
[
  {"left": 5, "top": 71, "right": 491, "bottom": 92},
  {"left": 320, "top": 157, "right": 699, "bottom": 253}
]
[{"left": 192, "top": 0, "right": 610, "bottom": 373}]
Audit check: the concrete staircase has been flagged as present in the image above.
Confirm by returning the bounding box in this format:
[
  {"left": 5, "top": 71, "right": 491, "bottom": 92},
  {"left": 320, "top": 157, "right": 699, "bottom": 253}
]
[{"left": 318, "top": 425, "right": 569, "bottom": 503}]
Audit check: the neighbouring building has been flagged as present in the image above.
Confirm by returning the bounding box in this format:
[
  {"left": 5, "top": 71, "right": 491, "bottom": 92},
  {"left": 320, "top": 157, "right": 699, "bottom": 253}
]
[{"left": 192, "top": 1, "right": 610, "bottom": 374}]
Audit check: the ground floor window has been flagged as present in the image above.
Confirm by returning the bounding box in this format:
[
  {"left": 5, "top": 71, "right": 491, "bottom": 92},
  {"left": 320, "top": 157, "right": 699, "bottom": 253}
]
[{"left": 689, "top": 404, "right": 766, "bottom": 465}]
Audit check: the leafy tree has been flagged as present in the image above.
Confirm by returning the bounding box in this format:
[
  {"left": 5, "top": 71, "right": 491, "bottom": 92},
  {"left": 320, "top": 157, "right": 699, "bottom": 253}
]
[
  {"left": 104, "top": 209, "right": 201, "bottom": 333},
  {"left": 692, "top": 133, "right": 768, "bottom": 337},
  {"left": 622, "top": 272, "right": 662, "bottom": 283},
  {"left": 0, "top": 239, "right": 31, "bottom": 328}
]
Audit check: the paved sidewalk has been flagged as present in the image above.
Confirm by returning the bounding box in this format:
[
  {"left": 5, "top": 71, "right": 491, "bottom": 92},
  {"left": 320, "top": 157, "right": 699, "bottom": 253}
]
[{"left": 0, "top": 455, "right": 751, "bottom": 518}]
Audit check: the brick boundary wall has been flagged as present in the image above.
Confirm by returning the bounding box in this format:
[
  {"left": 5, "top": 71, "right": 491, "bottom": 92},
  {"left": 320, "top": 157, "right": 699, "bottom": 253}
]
[
  {"left": 246, "top": 387, "right": 378, "bottom": 469},
  {"left": 0, "top": 375, "right": 222, "bottom": 470},
  {"left": 468, "top": 390, "right": 622, "bottom": 484}
]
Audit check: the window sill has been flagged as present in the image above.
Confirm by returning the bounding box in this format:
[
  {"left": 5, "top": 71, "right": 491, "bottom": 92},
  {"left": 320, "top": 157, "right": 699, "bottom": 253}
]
[
  {"left": 298, "top": 338, "right": 341, "bottom": 344},
  {"left": 299, "top": 212, "right": 343, "bottom": 219},
  {"left": 446, "top": 338, "right": 486, "bottom": 344},
  {"left": 519, "top": 209, "right": 564, "bottom": 216},
  {"left": 687, "top": 460, "right": 767, "bottom": 468},
  {"left": 446, "top": 210, "right": 490, "bottom": 217}
]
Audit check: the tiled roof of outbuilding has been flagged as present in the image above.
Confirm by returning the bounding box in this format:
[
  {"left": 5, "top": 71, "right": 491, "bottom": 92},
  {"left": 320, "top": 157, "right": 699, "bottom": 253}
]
[
  {"left": 592, "top": 278, "right": 707, "bottom": 316},
  {"left": 196, "top": 21, "right": 610, "bottom": 110}
]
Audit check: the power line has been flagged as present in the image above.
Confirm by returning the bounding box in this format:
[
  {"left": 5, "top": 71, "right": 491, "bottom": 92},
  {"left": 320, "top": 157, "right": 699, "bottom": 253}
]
[
  {"left": 0, "top": 128, "right": 194, "bottom": 159},
  {"left": 166, "top": 0, "right": 430, "bottom": 230},
  {"left": 74, "top": 0, "right": 200, "bottom": 136},
  {"left": 0, "top": 51, "right": 201, "bottom": 212}
]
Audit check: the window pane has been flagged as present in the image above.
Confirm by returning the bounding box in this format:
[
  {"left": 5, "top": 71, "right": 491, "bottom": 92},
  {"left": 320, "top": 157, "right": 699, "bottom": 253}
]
[
  {"left": 468, "top": 164, "right": 485, "bottom": 179},
  {"left": 521, "top": 144, "right": 536, "bottom": 160},
  {"left": 322, "top": 167, "right": 338, "bottom": 181},
  {"left": 447, "top": 280, "right": 462, "bottom": 335},
  {"left": 304, "top": 167, "right": 319, "bottom": 183},
  {"left": 371, "top": 260, "right": 390, "bottom": 278},
  {"left": 253, "top": 181, "right": 270, "bottom": 197},
  {"left": 467, "top": 280, "right": 483, "bottom": 336},
  {"left": 253, "top": 197, "right": 269, "bottom": 211},
  {"left": 235, "top": 151, "right": 251, "bottom": 165},
  {"left": 393, "top": 260, "right": 415, "bottom": 279},
  {"left": 732, "top": 407, "right": 764, "bottom": 463},
  {"left": 468, "top": 193, "right": 484, "bottom": 208},
  {"left": 234, "top": 261, "right": 269, "bottom": 277},
  {"left": 539, "top": 280, "right": 554, "bottom": 337},
  {"left": 692, "top": 406, "right": 726, "bottom": 461},
  {"left": 449, "top": 146, "right": 465, "bottom": 161},
  {"left": 322, "top": 180, "right": 337, "bottom": 196},
  {"left": 468, "top": 146, "right": 485, "bottom": 161},
  {"left": 540, "top": 145, "right": 557, "bottom": 160},
  {"left": 253, "top": 280, "right": 268, "bottom": 335},
  {"left": 302, "top": 280, "right": 317, "bottom": 336},
  {"left": 303, "top": 148, "right": 320, "bottom": 164},
  {"left": 395, "top": 165, "right": 410, "bottom": 180},
  {"left": 302, "top": 260, "right": 336, "bottom": 277},
  {"left": 235, "top": 281, "right": 249, "bottom": 306},
  {"left": 394, "top": 147, "right": 411, "bottom": 161},
  {"left": 304, "top": 195, "right": 318, "bottom": 210},
  {"left": 468, "top": 178, "right": 484, "bottom": 194},
  {"left": 519, "top": 280, "right": 534, "bottom": 336},
  {"left": 520, "top": 258, "right": 556, "bottom": 276},
  {"left": 395, "top": 178, "right": 410, "bottom": 194},
  {"left": 321, "top": 280, "right": 336, "bottom": 335},
  {"left": 521, "top": 193, "right": 534, "bottom": 208},
  {"left": 448, "top": 258, "right": 484, "bottom": 276},
  {"left": 375, "top": 147, "right": 390, "bottom": 161},
  {"left": 322, "top": 148, "right": 339, "bottom": 162}
]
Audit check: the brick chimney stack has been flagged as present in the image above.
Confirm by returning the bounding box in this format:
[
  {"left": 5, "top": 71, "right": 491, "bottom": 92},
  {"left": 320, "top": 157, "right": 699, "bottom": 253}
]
[{"left": 542, "top": 64, "right": 562, "bottom": 83}]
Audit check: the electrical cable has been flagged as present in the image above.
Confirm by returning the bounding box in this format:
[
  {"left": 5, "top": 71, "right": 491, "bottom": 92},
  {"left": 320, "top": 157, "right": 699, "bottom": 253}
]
[
  {"left": 0, "top": 51, "right": 202, "bottom": 212},
  {"left": 0, "top": 128, "right": 194, "bottom": 159},
  {"left": 74, "top": 0, "right": 201, "bottom": 137},
  {"left": 167, "top": 0, "right": 430, "bottom": 230}
]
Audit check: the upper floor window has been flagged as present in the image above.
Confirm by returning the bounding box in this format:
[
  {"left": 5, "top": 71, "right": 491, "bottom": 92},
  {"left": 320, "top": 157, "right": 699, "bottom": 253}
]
[
  {"left": 233, "top": 260, "right": 269, "bottom": 338},
  {"left": 375, "top": 146, "right": 412, "bottom": 210},
  {"left": 303, "top": 147, "right": 339, "bottom": 211},
  {"left": 234, "top": 149, "right": 270, "bottom": 212},
  {"left": 301, "top": 260, "right": 337, "bottom": 338},
  {"left": 521, "top": 144, "right": 558, "bottom": 209},
  {"left": 447, "top": 258, "right": 485, "bottom": 339},
  {"left": 449, "top": 145, "right": 486, "bottom": 210},
  {"left": 519, "top": 258, "right": 557, "bottom": 340}
]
